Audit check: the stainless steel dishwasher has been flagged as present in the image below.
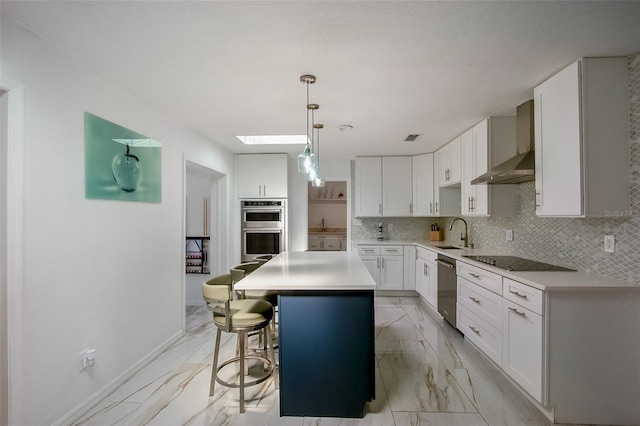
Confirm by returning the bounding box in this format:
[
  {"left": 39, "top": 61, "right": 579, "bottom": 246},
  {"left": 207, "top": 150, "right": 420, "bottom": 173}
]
[{"left": 436, "top": 255, "right": 457, "bottom": 328}]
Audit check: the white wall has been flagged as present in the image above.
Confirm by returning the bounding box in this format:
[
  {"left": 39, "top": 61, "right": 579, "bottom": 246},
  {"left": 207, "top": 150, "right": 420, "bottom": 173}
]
[{"left": 1, "top": 15, "right": 235, "bottom": 425}]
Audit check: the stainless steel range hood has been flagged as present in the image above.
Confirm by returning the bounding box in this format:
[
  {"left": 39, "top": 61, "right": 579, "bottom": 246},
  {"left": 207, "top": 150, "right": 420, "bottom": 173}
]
[{"left": 471, "top": 100, "right": 535, "bottom": 185}]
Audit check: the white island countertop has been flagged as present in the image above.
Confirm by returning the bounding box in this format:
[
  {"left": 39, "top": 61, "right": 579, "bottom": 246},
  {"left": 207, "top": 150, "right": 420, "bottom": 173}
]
[{"left": 234, "top": 251, "right": 377, "bottom": 291}]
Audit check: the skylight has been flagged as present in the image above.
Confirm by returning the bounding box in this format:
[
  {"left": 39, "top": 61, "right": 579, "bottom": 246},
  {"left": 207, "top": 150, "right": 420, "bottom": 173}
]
[{"left": 236, "top": 135, "right": 308, "bottom": 145}]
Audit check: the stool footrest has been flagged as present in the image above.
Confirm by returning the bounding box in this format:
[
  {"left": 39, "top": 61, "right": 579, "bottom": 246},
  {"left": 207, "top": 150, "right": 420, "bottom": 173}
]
[{"left": 215, "top": 355, "right": 275, "bottom": 389}]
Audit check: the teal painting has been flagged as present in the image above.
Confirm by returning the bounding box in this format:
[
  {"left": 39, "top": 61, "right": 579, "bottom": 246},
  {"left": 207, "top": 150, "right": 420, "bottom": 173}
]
[{"left": 85, "top": 112, "right": 162, "bottom": 203}]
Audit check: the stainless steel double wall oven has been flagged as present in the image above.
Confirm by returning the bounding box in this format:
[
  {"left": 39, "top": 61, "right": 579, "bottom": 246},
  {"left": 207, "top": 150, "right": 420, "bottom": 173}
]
[{"left": 241, "top": 200, "right": 286, "bottom": 261}]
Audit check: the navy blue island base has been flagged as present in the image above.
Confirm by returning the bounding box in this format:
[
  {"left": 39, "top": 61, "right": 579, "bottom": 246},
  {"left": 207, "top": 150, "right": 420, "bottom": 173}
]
[{"left": 278, "top": 290, "right": 375, "bottom": 418}]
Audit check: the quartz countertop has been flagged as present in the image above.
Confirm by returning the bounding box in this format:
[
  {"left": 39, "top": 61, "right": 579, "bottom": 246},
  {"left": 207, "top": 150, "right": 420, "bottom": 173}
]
[
  {"left": 234, "top": 251, "right": 376, "bottom": 291},
  {"left": 353, "top": 239, "right": 640, "bottom": 291},
  {"left": 309, "top": 228, "right": 347, "bottom": 235}
]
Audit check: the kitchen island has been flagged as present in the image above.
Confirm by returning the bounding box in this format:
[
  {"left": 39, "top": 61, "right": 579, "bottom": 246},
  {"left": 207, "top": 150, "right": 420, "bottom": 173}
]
[{"left": 235, "top": 251, "right": 377, "bottom": 418}]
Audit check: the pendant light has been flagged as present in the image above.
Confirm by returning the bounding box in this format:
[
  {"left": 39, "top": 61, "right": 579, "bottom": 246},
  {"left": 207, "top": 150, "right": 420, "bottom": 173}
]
[
  {"left": 305, "top": 103, "right": 320, "bottom": 181},
  {"left": 297, "top": 75, "right": 317, "bottom": 174},
  {"left": 312, "top": 123, "right": 325, "bottom": 187}
]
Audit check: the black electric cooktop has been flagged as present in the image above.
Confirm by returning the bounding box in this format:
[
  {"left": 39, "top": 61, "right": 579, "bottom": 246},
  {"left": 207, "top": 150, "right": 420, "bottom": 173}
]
[{"left": 462, "top": 255, "right": 575, "bottom": 272}]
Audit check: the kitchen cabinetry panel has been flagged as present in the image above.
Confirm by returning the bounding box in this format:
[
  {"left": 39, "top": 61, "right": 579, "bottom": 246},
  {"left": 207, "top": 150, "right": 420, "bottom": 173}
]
[
  {"left": 356, "top": 157, "right": 413, "bottom": 217},
  {"left": 416, "top": 247, "right": 438, "bottom": 309},
  {"left": 237, "top": 154, "right": 288, "bottom": 198},
  {"left": 383, "top": 157, "right": 413, "bottom": 216},
  {"left": 458, "top": 277, "right": 502, "bottom": 330},
  {"left": 458, "top": 304, "right": 502, "bottom": 366},
  {"left": 502, "top": 300, "right": 543, "bottom": 402},
  {"left": 457, "top": 262, "right": 502, "bottom": 295},
  {"left": 356, "top": 244, "right": 405, "bottom": 290},
  {"left": 412, "top": 153, "right": 435, "bottom": 216},
  {"left": 461, "top": 118, "right": 518, "bottom": 217},
  {"left": 403, "top": 246, "right": 416, "bottom": 291},
  {"left": 355, "top": 157, "right": 382, "bottom": 217},
  {"left": 438, "top": 137, "right": 461, "bottom": 186},
  {"left": 534, "top": 57, "right": 629, "bottom": 217}
]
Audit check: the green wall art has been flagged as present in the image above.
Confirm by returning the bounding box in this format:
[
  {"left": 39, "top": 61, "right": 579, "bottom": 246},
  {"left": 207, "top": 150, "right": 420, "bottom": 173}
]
[{"left": 85, "top": 112, "right": 162, "bottom": 203}]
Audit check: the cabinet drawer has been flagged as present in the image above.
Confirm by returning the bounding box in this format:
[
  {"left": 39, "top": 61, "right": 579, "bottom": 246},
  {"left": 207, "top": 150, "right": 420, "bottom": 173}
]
[
  {"left": 458, "top": 278, "right": 502, "bottom": 330},
  {"left": 357, "top": 245, "right": 380, "bottom": 256},
  {"left": 457, "top": 262, "right": 503, "bottom": 295},
  {"left": 458, "top": 303, "right": 502, "bottom": 366},
  {"left": 417, "top": 247, "right": 439, "bottom": 262},
  {"left": 323, "top": 241, "right": 340, "bottom": 251},
  {"left": 381, "top": 245, "right": 403, "bottom": 256},
  {"left": 503, "top": 278, "right": 544, "bottom": 315}
]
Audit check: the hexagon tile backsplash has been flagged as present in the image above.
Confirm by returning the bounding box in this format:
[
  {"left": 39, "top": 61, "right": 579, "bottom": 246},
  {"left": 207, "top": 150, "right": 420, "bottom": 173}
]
[{"left": 352, "top": 52, "right": 640, "bottom": 283}]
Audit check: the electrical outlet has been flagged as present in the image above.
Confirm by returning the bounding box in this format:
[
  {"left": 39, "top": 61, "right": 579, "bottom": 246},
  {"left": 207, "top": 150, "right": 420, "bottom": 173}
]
[
  {"left": 505, "top": 230, "right": 514, "bottom": 241},
  {"left": 79, "top": 348, "right": 96, "bottom": 370},
  {"left": 604, "top": 235, "right": 615, "bottom": 253}
]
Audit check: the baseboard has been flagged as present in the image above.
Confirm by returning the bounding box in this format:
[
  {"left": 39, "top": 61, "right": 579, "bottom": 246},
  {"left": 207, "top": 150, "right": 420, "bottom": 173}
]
[{"left": 53, "top": 329, "right": 184, "bottom": 426}]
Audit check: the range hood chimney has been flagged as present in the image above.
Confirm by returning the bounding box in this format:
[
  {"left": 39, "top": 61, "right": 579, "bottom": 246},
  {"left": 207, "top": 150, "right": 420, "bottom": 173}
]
[{"left": 471, "top": 100, "right": 535, "bottom": 185}]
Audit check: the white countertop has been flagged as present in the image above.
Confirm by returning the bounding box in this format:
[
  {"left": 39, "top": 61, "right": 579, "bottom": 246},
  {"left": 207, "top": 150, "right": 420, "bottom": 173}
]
[
  {"left": 354, "top": 239, "right": 640, "bottom": 292},
  {"left": 234, "top": 251, "right": 377, "bottom": 291}
]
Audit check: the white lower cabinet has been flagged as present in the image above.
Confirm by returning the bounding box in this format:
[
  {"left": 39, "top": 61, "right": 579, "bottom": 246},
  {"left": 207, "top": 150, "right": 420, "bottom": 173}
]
[
  {"left": 455, "top": 260, "right": 640, "bottom": 425},
  {"left": 458, "top": 304, "right": 503, "bottom": 366},
  {"left": 416, "top": 247, "right": 438, "bottom": 310},
  {"left": 357, "top": 245, "right": 404, "bottom": 290},
  {"left": 502, "top": 300, "right": 543, "bottom": 402}
]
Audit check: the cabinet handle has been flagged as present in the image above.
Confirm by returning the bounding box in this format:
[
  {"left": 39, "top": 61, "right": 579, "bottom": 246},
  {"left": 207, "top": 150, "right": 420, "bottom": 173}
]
[
  {"left": 258, "top": 185, "right": 262, "bottom": 197},
  {"left": 467, "top": 197, "right": 472, "bottom": 212},
  {"left": 509, "top": 290, "right": 528, "bottom": 299},
  {"left": 263, "top": 184, "right": 266, "bottom": 196},
  {"left": 469, "top": 296, "right": 480, "bottom": 304},
  {"left": 468, "top": 272, "right": 480, "bottom": 279},
  {"left": 535, "top": 191, "right": 541, "bottom": 208},
  {"left": 425, "top": 264, "right": 429, "bottom": 275},
  {"left": 435, "top": 202, "right": 439, "bottom": 214},
  {"left": 468, "top": 325, "right": 480, "bottom": 334},
  {"left": 379, "top": 204, "right": 382, "bottom": 215},
  {"left": 377, "top": 258, "right": 380, "bottom": 269},
  {"left": 381, "top": 258, "right": 385, "bottom": 269},
  {"left": 509, "top": 307, "right": 526, "bottom": 317},
  {"left": 429, "top": 202, "right": 433, "bottom": 214},
  {"left": 409, "top": 203, "right": 413, "bottom": 214},
  {"left": 363, "top": 249, "right": 375, "bottom": 253},
  {"left": 471, "top": 196, "right": 475, "bottom": 212}
]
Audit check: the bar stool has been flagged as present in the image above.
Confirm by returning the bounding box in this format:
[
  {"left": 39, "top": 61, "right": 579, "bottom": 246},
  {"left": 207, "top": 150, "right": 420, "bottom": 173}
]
[
  {"left": 231, "top": 262, "right": 279, "bottom": 347},
  {"left": 230, "top": 262, "right": 278, "bottom": 306},
  {"left": 252, "top": 254, "right": 274, "bottom": 266},
  {"left": 202, "top": 274, "right": 277, "bottom": 413}
]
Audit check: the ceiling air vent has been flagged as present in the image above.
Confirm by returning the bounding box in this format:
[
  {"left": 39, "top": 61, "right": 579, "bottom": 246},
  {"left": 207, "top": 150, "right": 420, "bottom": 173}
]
[{"left": 404, "top": 134, "right": 421, "bottom": 142}]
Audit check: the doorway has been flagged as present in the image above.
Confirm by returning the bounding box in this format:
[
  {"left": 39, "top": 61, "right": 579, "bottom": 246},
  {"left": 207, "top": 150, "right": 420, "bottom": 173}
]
[
  {"left": 184, "top": 160, "right": 226, "bottom": 311},
  {"left": 1, "top": 87, "right": 9, "bottom": 426},
  {"left": 1, "top": 79, "right": 25, "bottom": 426},
  {"left": 307, "top": 180, "right": 348, "bottom": 251}
]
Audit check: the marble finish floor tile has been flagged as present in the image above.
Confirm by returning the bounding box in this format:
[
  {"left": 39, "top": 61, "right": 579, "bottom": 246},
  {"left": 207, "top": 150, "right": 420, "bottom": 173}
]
[{"left": 76, "top": 296, "right": 553, "bottom": 425}]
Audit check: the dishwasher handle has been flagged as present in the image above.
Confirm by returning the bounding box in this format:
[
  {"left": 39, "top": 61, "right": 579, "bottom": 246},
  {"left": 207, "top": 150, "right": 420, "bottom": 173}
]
[{"left": 436, "top": 259, "right": 455, "bottom": 269}]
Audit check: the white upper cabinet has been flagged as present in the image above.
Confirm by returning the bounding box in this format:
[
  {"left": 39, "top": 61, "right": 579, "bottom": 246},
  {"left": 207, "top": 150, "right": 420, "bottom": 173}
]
[
  {"left": 534, "top": 57, "right": 629, "bottom": 217},
  {"left": 355, "top": 156, "right": 412, "bottom": 217},
  {"left": 382, "top": 157, "right": 413, "bottom": 216},
  {"left": 237, "top": 154, "right": 288, "bottom": 198},
  {"left": 412, "top": 153, "right": 435, "bottom": 216},
  {"left": 355, "top": 157, "right": 383, "bottom": 217},
  {"left": 438, "top": 136, "right": 462, "bottom": 186},
  {"left": 461, "top": 118, "right": 518, "bottom": 216}
]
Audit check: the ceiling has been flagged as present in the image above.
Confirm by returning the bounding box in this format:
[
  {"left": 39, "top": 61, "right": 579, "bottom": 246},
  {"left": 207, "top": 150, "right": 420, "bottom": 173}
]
[{"left": 2, "top": 1, "right": 639, "bottom": 160}]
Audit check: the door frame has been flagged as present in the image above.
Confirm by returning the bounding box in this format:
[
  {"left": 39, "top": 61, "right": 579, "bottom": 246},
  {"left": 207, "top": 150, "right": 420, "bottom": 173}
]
[
  {"left": 182, "top": 156, "right": 227, "bottom": 326},
  {"left": 1, "top": 77, "right": 25, "bottom": 426}
]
